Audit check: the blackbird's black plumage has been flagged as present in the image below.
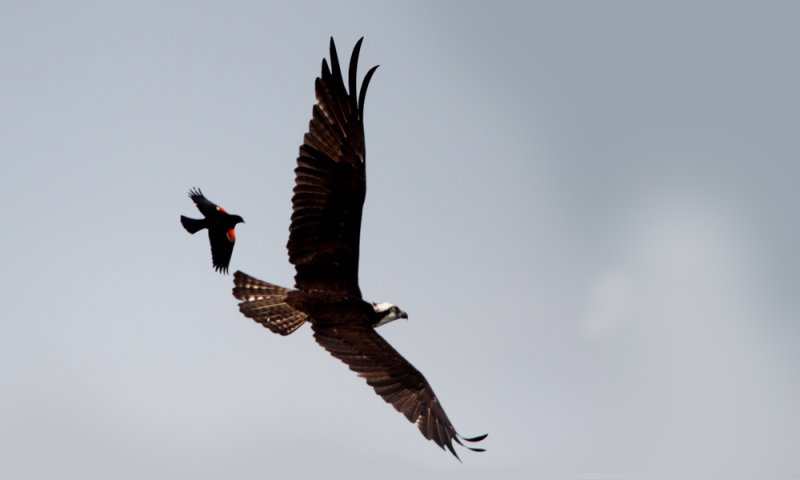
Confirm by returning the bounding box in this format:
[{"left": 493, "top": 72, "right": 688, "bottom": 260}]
[
  {"left": 231, "top": 38, "right": 486, "bottom": 459},
  {"left": 180, "top": 188, "right": 244, "bottom": 274}
]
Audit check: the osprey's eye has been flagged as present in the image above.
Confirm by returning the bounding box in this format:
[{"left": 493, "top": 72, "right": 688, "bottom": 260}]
[{"left": 390, "top": 306, "right": 398, "bottom": 313}]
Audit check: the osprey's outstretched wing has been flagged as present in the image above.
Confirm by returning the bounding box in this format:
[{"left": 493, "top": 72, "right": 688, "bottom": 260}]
[
  {"left": 287, "top": 38, "right": 378, "bottom": 298},
  {"left": 311, "top": 322, "right": 487, "bottom": 459}
]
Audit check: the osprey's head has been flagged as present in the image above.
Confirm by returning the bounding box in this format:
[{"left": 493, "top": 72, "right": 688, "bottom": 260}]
[{"left": 372, "top": 302, "right": 408, "bottom": 327}]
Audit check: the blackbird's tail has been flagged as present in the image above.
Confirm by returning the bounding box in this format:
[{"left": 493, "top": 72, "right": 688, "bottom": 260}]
[{"left": 180, "top": 216, "right": 206, "bottom": 234}]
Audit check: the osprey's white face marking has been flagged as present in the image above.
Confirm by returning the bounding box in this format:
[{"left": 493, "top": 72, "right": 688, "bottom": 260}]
[{"left": 372, "top": 302, "right": 408, "bottom": 327}]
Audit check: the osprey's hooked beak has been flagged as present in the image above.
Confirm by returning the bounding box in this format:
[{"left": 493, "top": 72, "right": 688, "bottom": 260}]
[{"left": 373, "top": 303, "right": 408, "bottom": 327}]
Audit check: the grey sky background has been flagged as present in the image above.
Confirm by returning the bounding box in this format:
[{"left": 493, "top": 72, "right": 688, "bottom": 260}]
[{"left": 1, "top": 2, "right": 798, "bottom": 479}]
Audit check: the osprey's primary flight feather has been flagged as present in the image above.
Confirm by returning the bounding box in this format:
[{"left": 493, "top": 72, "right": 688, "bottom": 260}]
[{"left": 232, "top": 38, "right": 486, "bottom": 459}]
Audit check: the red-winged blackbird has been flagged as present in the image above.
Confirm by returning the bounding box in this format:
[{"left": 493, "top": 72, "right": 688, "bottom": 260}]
[{"left": 180, "top": 188, "right": 244, "bottom": 274}]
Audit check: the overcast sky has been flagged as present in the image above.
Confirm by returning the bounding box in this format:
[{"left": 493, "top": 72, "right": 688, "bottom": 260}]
[{"left": 1, "top": 2, "right": 799, "bottom": 479}]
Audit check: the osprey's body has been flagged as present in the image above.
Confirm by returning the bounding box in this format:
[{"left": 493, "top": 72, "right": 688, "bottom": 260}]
[
  {"left": 287, "top": 290, "right": 375, "bottom": 327},
  {"left": 233, "top": 273, "right": 404, "bottom": 335},
  {"left": 231, "top": 38, "right": 485, "bottom": 459}
]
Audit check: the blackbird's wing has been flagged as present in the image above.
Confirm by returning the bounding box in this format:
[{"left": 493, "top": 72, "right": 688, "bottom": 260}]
[
  {"left": 287, "top": 38, "right": 379, "bottom": 297},
  {"left": 208, "top": 228, "right": 234, "bottom": 274},
  {"left": 311, "top": 321, "right": 487, "bottom": 459},
  {"left": 188, "top": 187, "right": 221, "bottom": 218}
]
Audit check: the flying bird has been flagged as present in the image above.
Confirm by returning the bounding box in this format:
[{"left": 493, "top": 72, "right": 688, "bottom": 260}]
[
  {"left": 232, "top": 38, "right": 486, "bottom": 459},
  {"left": 180, "top": 188, "right": 244, "bottom": 274}
]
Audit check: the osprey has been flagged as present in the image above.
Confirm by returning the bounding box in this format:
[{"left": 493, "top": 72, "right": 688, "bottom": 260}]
[{"left": 232, "top": 38, "right": 486, "bottom": 459}]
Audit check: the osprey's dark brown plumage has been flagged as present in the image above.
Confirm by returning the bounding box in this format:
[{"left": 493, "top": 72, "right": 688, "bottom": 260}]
[{"left": 232, "top": 38, "right": 485, "bottom": 459}]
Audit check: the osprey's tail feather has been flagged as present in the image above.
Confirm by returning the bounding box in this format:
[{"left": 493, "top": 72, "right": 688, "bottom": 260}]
[{"left": 232, "top": 271, "right": 307, "bottom": 336}]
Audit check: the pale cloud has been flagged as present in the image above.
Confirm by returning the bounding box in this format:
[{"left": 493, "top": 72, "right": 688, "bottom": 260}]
[
  {"left": 581, "top": 270, "right": 635, "bottom": 340},
  {"left": 578, "top": 195, "right": 799, "bottom": 478}
]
